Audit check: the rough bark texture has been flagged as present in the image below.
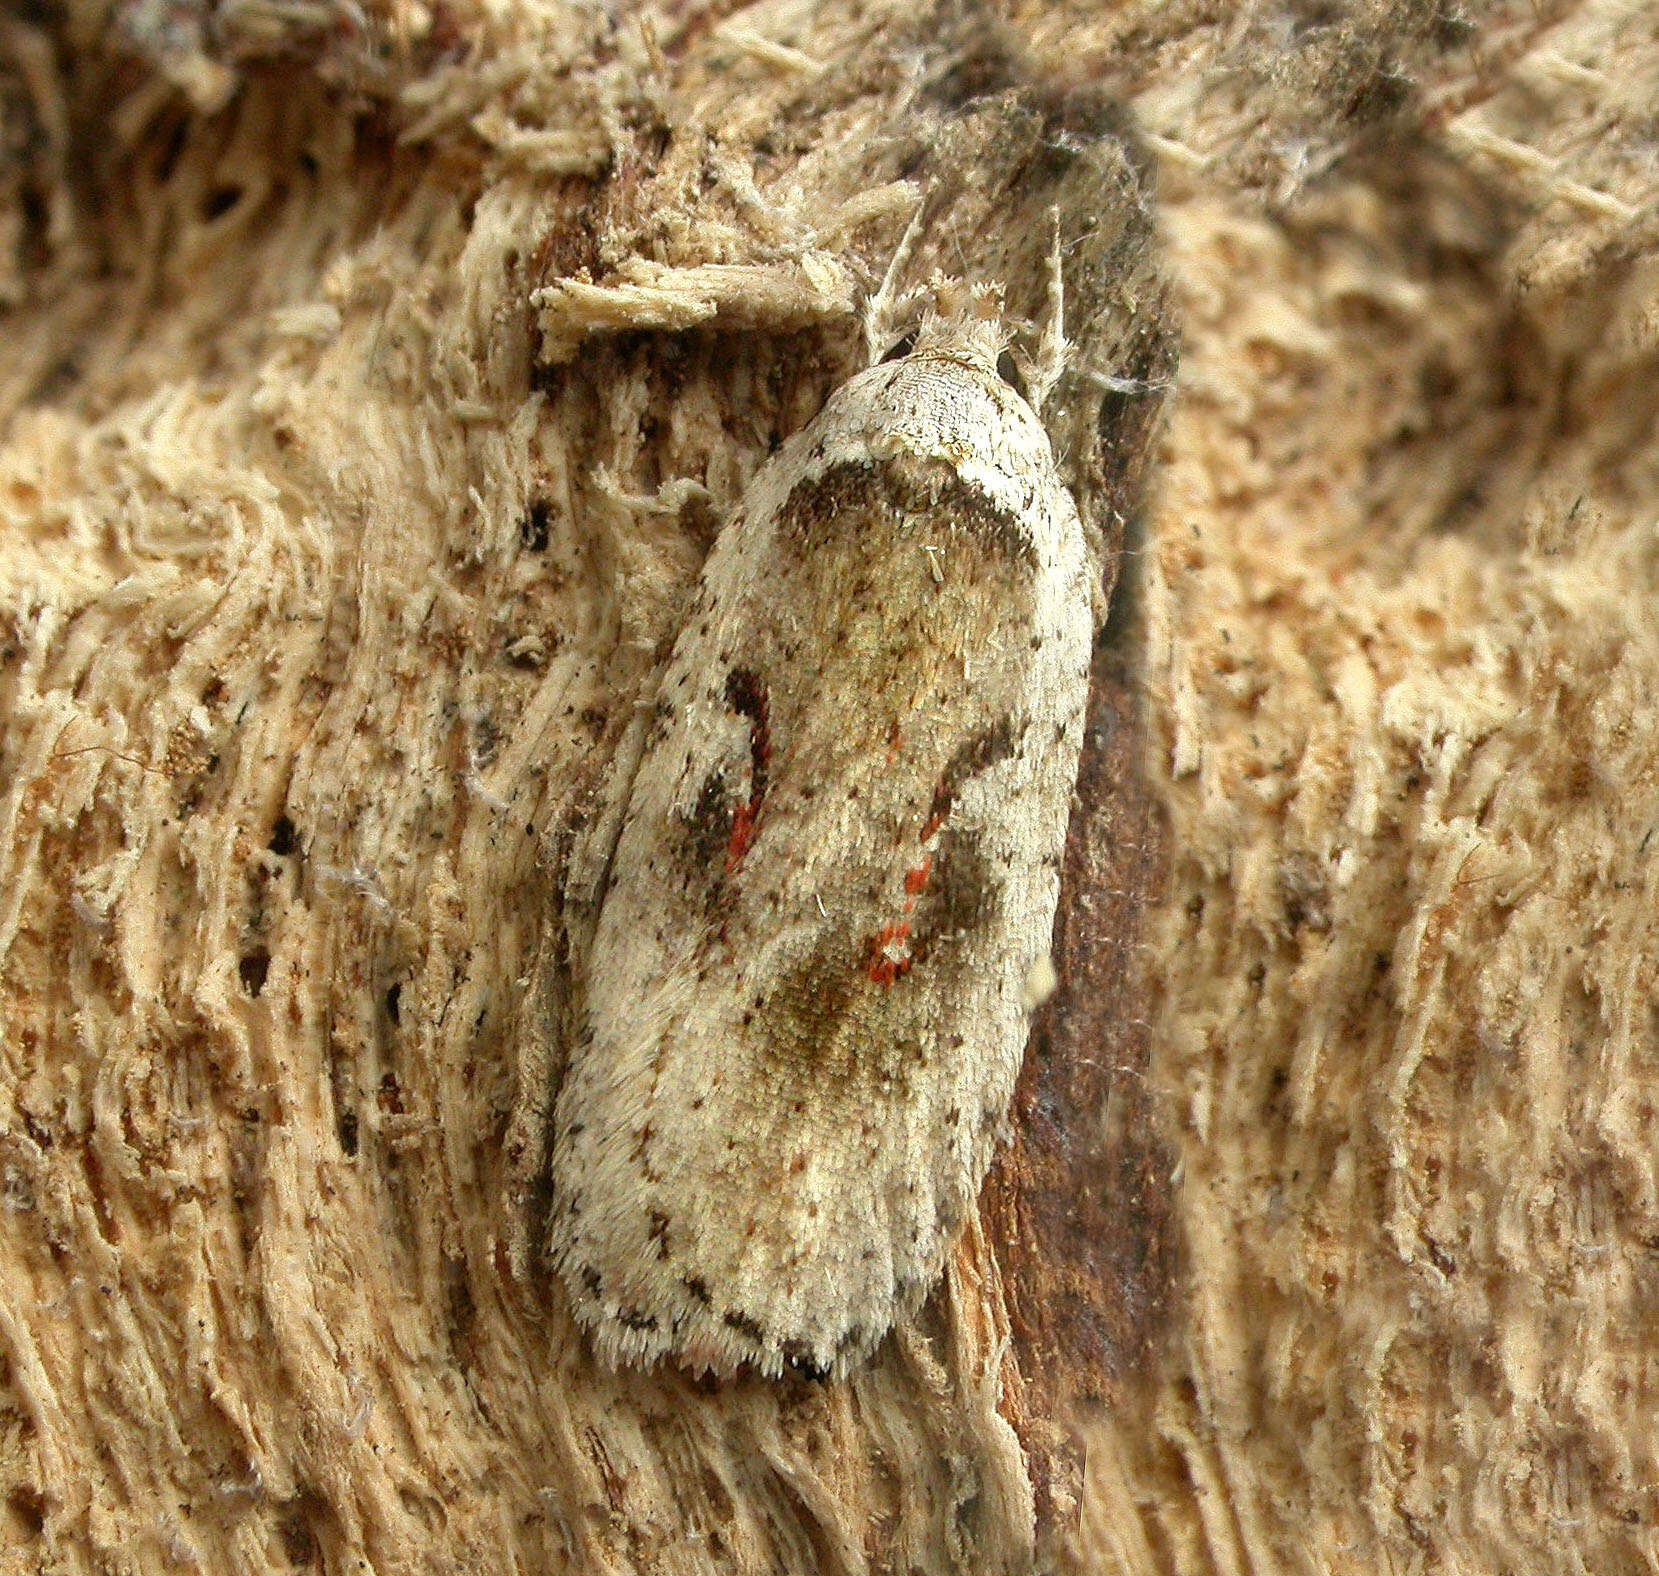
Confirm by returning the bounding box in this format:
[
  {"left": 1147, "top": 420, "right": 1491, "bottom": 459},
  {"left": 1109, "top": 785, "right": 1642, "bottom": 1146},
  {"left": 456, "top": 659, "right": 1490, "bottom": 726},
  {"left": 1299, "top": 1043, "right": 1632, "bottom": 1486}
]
[{"left": 1, "top": 1, "right": 1654, "bottom": 1573}]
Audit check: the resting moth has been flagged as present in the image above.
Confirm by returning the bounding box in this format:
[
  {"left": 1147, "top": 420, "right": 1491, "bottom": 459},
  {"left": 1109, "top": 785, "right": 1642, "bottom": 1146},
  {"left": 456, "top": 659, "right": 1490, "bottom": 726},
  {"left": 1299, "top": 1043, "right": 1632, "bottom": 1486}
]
[{"left": 550, "top": 320, "right": 1092, "bottom": 1379}]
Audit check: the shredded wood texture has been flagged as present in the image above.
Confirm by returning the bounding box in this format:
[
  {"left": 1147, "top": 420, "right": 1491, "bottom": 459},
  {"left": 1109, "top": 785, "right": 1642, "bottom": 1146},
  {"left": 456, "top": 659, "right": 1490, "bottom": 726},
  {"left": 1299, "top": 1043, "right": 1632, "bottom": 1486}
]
[{"left": 0, "top": 2, "right": 1652, "bottom": 1573}]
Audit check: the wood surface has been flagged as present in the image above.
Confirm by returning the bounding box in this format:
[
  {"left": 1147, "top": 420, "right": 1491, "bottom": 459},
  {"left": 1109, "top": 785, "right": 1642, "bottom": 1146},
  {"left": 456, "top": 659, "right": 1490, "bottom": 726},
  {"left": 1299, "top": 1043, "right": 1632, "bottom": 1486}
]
[{"left": 0, "top": 3, "right": 1652, "bottom": 1572}]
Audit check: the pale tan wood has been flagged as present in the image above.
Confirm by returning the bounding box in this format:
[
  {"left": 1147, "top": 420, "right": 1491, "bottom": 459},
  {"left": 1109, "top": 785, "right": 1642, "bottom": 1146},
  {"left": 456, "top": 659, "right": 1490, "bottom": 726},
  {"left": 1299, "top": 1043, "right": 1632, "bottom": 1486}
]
[{"left": 1, "top": 2, "right": 1652, "bottom": 1573}]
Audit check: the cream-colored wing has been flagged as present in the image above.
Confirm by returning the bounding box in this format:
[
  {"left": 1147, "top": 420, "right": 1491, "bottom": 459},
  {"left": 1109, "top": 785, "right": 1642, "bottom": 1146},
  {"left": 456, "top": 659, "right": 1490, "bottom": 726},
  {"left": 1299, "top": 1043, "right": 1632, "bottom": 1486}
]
[{"left": 550, "top": 348, "right": 1092, "bottom": 1379}]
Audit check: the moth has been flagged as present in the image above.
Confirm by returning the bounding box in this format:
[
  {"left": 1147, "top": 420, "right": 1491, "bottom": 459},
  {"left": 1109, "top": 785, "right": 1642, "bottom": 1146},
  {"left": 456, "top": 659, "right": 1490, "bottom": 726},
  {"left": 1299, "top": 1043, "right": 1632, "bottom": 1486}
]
[{"left": 550, "top": 327, "right": 1092, "bottom": 1379}]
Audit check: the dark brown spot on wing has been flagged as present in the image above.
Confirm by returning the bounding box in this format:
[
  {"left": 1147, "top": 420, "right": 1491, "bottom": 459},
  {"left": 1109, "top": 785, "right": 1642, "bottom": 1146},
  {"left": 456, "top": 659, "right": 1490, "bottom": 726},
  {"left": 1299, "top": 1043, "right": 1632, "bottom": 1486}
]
[
  {"left": 746, "top": 830, "right": 999, "bottom": 1101},
  {"left": 925, "top": 715, "right": 1018, "bottom": 837},
  {"left": 682, "top": 1276, "right": 712, "bottom": 1306},
  {"left": 723, "top": 1308, "right": 765, "bottom": 1343},
  {"left": 776, "top": 457, "right": 1037, "bottom": 571},
  {"left": 681, "top": 769, "right": 737, "bottom": 878},
  {"left": 722, "top": 667, "right": 770, "bottom": 873},
  {"left": 915, "top": 827, "right": 999, "bottom": 942}
]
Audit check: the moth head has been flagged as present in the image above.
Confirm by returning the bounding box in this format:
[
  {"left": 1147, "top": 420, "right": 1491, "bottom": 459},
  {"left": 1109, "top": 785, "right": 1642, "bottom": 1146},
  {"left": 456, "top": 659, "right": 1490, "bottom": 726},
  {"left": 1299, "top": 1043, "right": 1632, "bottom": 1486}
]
[{"left": 914, "top": 279, "right": 1006, "bottom": 374}]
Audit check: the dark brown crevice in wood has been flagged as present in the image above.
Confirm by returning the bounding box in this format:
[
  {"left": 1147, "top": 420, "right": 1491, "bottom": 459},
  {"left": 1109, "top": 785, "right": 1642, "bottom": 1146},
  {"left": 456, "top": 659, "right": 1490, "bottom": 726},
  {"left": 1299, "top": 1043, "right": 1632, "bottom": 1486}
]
[
  {"left": 981, "top": 624, "right": 1178, "bottom": 1532},
  {"left": 981, "top": 272, "right": 1181, "bottom": 1536}
]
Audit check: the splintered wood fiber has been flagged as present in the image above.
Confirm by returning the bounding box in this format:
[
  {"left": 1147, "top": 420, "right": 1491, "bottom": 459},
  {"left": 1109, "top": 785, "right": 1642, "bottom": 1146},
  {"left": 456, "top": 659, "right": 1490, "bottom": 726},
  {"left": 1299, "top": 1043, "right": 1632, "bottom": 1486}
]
[
  {"left": 1090, "top": 3, "right": 1659, "bottom": 1573},
  {"left": 3, "top": 1, "right": 1659, "bottom": 1575},
  {"left": 0, "top": 3, "right": 1164, "bottom": 1573}
]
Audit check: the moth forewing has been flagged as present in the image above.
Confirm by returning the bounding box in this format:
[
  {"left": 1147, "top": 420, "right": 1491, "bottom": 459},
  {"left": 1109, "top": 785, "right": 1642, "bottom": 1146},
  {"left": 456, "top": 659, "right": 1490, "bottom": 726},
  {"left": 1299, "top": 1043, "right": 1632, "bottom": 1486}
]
[{"left": 550, "top": 344, "right": 1092, "bottom": 1379}]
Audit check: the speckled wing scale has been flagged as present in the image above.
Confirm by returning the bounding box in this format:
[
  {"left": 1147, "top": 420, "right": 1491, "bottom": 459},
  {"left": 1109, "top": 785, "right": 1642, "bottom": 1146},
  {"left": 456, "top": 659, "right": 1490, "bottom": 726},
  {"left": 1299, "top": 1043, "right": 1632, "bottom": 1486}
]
[{"left": 550, "top": 335, "right": 1093, "bottom": 1379}]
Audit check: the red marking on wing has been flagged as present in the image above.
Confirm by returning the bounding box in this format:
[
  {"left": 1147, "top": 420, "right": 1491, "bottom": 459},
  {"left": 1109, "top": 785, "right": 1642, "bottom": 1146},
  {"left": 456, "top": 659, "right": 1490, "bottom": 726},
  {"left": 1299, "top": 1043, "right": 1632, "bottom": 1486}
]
[
  {"left": 866, "top": 853, "right": 936, "bottom": 986},
  {"left": 726, "top": 803, "right": 757, "bottom": 873},
  {"left": 866, "top": 920, "right": 914, "bottom": 986}
]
